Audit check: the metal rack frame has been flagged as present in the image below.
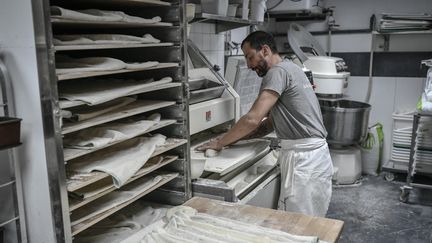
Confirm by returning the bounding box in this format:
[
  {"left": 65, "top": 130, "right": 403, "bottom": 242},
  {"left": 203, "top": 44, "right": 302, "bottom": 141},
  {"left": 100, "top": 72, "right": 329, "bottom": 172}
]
[
  {"left": 399, "top": 113, "right": 432, "bottom": 202},
  {"left": 30, "top": 0, "right": 191, "bottom": 241},
  {"left": 0, "top": 58, "right": 26, "bottom": 242},
  {"left": 399, "top": 59, "right": 432, "bottom": 202}
]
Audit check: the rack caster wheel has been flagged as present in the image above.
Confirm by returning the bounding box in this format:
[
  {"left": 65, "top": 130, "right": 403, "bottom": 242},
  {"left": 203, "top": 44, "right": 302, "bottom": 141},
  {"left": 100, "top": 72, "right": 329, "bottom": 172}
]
[
  {"left": 384, "top": 172, "right": 395, "bottom": 182},
  {"left": 399, "top": 187, "right": 411, "bottom": 203}
]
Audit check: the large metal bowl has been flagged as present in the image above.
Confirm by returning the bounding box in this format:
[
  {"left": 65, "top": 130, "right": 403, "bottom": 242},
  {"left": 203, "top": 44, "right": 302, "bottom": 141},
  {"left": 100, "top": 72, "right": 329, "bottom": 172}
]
[{"left": 320, "top": 100, "right": 371, "bottom": 146}]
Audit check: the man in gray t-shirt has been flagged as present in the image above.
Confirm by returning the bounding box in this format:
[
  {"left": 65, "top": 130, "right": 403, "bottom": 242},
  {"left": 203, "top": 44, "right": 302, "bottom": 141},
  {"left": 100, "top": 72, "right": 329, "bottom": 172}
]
[
  {"left": 261, "top": 59, "right": 327, "bottom": 140},
  {"left": 198, "top": 31, "right": 333, "bottom": 217}
]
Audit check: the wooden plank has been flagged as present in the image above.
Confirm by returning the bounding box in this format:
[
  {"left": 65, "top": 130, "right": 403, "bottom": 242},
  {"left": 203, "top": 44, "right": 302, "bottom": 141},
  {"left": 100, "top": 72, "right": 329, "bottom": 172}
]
[
  {"left": 55, "top": 42, "right": 174, "bottom": 51},
  {"left": 66, "top": 138, "right": 187, "bottom": 191},
  {"left": 184, "top": 197, "right": 344, "bottom": 243},
  {"left": 63, "top": 119, "right": 177, "bottom": 161},
  {"left": 69, "top": 155, "right": 178, "bottom": 211},
  {"left": 59, "top": 81, "right": 180, "bottom": 109},
  {"left": 71, "top": 173, "right": 178, "bottom": 236},
  {"left": 51, "top": 18, "right": 173, "bottom": 28},
  {"left": 61, "top": 100, "right": 175, "bottom": 135},
  {"left": 57, "top": 62, "right": 179, "bottom": 81}
]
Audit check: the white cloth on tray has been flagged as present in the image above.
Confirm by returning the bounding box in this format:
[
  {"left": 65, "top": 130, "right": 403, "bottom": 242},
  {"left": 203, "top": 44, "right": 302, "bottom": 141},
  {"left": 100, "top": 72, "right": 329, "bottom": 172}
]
[
  {"left": 63, "top": 129, "right": 127, "bottom": 149},
  {"left": 51, "top": 6, "right": 123, "bottom": 22},
  {"left": 125, "top": 61, "right": 159, "bottom": 70},
  {"left": 60, "top": 77, "right": 172, "bottom": 106},
  {"left": 68, "top": 134, "right": 166, "bottom": 187},
  {"left": 56, "top": 56, "right": 161, "bottom": 76},
  {"left": 63, "top": 118, "right": 157, "bottom": 149},
  {"left": 51, "top": 6, "right": 162, "bottom": 24},
  {"left": 56, "top": 56, "right": 126, "bottom": 75},
  {"left": 73, "top": 202, "right": 170, "bottom": 243},
  {"left": 65, "top": 97, "right": 136, "bottom": 121},
  {"left": 70, "top": 174, "right": 164, "bottom": 226},
  {"left": 53, "top": 34, "right": 161, "bottom": 45}
]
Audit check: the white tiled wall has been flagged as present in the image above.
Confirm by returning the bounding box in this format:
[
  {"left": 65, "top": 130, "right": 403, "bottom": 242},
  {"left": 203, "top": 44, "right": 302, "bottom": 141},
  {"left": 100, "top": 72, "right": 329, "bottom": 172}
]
[{"left": 189, "top": 23, "right": 226, "bottom": 73}]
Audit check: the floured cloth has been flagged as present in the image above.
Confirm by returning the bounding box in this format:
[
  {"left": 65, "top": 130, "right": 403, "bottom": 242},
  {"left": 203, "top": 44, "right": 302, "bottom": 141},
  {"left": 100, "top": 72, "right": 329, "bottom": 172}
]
[
  {"left": 68, "top": 134, "right": 166, "bottom": 187},
  {"left": 59, "top": 76, "right": 172, "bottom": 106},
  {"left": 70, "top": 174, "right": 166, "bottom": 226},
  {"left": 56, "top": 56, "right": 161, "bottom": 75},
  {"left": 56, "top": 56, "right": 126, "bottom": 75},
  {"left": 74, "top": 203, "right": 171, "bottom": 243},
  {"left": 51, "top": 6, "right": 162, "bottom": 24},
  {"left": 71, "top": 191, "right": 134, "bottom": 226},
  {"left": 122, "top": 206, "right": 324, "bottom": 243},
  {"left": 64, "top": 97, "right": 136, "bottom": 122},
  {"left": 54, "top": 34, "right": 161, "bottom": 45},
  {"left": 63, "top": 117, "right": 158, "bottom": 149},
  {"left": 125, "top": 61, "right": 159, "bottom": 70}
]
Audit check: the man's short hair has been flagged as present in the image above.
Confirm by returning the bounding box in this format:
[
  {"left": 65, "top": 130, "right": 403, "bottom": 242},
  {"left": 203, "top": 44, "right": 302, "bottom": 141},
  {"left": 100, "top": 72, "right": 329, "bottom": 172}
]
[{"left": 241, "top": 31, "right": 278, "bottom": 54}]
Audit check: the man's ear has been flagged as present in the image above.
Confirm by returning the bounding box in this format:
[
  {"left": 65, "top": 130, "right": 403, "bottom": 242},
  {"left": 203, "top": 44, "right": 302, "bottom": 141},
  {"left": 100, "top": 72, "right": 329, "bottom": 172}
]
[{"left": 261, "top": 45, "right": 271, "bottom": 57}]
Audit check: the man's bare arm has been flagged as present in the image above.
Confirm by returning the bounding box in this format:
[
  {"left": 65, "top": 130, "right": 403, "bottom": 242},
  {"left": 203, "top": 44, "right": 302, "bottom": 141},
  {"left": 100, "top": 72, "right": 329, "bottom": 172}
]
[
  {"left": 242, "top": 116, "right": 274, "bottom": 140},
  {"left": 196, "top": 90, "right": 279, "bottom": 151}
]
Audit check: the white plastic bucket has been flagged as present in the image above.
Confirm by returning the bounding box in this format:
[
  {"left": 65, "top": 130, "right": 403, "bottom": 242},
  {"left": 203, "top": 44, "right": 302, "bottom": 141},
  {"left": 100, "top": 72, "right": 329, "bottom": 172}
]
[{"left": 250, "top": 0, "right": 267, "bottom": 22}]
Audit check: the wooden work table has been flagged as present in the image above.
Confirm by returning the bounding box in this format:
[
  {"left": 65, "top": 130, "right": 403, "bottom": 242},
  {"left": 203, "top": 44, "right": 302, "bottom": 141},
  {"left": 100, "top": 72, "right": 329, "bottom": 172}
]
[{"left": 184, "top": 197, "right": 344, "bottom": 243}]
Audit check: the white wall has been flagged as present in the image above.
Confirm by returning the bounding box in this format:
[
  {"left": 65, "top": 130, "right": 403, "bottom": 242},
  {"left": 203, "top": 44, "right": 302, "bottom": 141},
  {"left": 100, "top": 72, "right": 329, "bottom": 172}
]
[
  {"left": 0, "top": 0, "right": 57, "bottom": 242},
  {"left": 189, "top": 23, "right": 226, "bottom": 73}
]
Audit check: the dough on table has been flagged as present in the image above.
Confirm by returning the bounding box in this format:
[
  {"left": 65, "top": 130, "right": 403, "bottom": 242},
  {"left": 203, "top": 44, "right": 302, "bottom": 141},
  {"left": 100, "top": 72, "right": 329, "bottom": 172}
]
[{"left": 205, "top": 149, "right": 219, "bottom": 158}]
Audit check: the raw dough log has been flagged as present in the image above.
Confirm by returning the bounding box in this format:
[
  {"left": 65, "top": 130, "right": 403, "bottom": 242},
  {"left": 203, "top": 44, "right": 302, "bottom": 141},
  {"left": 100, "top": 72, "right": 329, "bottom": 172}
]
[{"left": 205, "top": 149, "right": 219, "bottom": 158}]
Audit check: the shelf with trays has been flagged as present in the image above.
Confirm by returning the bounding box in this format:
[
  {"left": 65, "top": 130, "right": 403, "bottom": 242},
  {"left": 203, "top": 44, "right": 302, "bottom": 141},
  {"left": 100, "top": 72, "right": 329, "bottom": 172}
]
[
  {"left": 191, "top": 13, "right": 261, "bottom": 33},
  {"left": 55, "top": 42, "right": 175, "bottom": 51},
  {"left": 63, "top": 0, "right": 172, "bottom": 7},
  {"left": 59, "top": 79, "right": 181, "bottom": 109},
  {"left": 69, "top": 155, "right": 178, "bottom": 211},
  {"left": 71, "top": 172, "right": 178, "bottom": 236},
  {"left": 30, "top": 0, "right": 192, "bottom": 240},
  {"left": 61, "top": 100, "right": 176, "bottom": 135},
  {"left": 51, "top": 18, "right": 174, "bottom": 28},
  {"left": 371, "top": 29, "right": 432, "bottom": 51},
  {"left": 66, "top": 137, "right": 187, "bottom": 192},
  {"left": 63, "top": 119, "right": 178, "bottom": 161},
  {"left": 57, "top": 62, "right": 179, "bottom": 81}
]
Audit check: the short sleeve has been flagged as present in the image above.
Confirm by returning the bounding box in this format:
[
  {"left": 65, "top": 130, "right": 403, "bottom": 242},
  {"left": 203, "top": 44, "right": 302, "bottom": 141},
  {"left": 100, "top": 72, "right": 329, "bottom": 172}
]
[{"left": 260, "top": 66, "right": 288, "bottom": 96}]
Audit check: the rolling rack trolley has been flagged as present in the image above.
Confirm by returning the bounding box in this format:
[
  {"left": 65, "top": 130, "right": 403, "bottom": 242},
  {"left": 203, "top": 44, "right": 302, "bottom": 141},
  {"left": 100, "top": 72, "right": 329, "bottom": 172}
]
[
  {"left": 0, "top": 58, "right": 24, "bottom": 242},
  {"left": 399, "top": 59, "right": 432, "bottom": 202}
]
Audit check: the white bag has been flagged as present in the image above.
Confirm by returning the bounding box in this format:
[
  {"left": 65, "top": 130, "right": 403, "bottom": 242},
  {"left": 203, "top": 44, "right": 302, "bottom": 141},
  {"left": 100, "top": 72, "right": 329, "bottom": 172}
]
[
  {"left": 360, "top": 123, "right": 384, "bottom": 176},
  {"left": 417, "top": 67, "right": 432, "bottom": 113}
]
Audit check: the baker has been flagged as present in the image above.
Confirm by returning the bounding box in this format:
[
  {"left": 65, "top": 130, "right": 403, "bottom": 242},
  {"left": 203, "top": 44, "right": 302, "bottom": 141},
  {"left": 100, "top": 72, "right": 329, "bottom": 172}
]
[{"left": 197, "top": 31, "right": 333, "bottom": 217}]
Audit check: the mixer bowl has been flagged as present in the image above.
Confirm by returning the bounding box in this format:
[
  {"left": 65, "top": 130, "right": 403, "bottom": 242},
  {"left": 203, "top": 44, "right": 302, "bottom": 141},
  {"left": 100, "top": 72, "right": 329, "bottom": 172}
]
[{"left": 320, "top": 99, "right": 371, "bottom": 146}]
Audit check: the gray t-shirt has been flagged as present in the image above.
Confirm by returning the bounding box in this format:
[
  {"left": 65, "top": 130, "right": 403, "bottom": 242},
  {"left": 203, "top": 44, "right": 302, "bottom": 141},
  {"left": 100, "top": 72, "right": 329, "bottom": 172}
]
[{"left": 260, "top": 59, "right": 327, "bottom": 139}]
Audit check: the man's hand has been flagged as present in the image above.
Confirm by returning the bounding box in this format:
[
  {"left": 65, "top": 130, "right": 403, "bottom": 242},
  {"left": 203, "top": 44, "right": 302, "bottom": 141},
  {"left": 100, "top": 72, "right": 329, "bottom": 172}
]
[{"left": 195, "top": 138, "right": 223, "bottom": 152}]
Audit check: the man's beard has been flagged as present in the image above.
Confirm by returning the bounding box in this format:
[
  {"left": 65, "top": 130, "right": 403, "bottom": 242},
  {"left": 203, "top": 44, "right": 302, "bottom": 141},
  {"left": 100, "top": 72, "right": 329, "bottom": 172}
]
[{"left": 255, "top": 59, "right": 269, "bottom": 77}]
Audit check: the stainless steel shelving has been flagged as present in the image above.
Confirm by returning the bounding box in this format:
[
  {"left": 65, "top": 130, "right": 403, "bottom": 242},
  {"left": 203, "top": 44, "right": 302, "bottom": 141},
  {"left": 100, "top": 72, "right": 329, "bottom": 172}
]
[{"left": 31, "top": 0, "right": 191, "bottom": 241}]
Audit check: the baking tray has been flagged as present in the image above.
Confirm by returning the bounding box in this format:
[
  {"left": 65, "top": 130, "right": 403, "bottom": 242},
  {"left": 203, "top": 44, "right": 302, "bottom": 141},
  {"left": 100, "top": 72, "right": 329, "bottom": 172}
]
[
  {"left": 189, "top": 79, "right": 225, "bottom": 104},
  {"left": 0, "top": 117, "right": 22, "bottom": 149}
]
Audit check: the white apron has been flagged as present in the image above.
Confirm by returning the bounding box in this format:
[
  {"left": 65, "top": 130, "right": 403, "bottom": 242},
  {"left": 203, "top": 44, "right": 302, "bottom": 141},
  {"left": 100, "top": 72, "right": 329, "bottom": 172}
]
[{"left": 277, "top": 138, "right": 333, "bottom": 217}]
